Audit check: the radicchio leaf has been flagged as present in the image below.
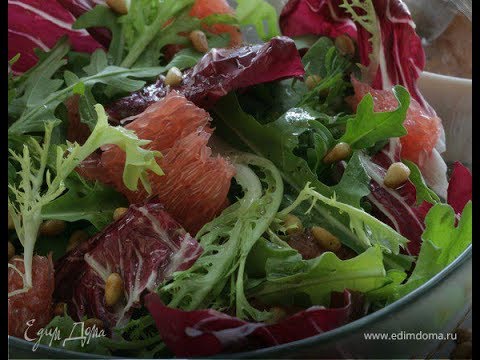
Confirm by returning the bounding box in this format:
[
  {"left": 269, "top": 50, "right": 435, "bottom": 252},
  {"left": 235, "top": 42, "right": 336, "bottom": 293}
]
[
  {"left": 57, "top": 0, "right": 111, "bottom": 47},
  {"left": 8, "top": 0, "right": 103, "bottom": 73},
  {"left": 279, "top": 0, "right": 357, "bottom": 40},
  {"left": 145, "top": 290, "right": 361, "bottom": 357},
  {"left": 106, "top": 36, "right": 305, "bottom": 122},
  {"left": 54, "top": 200, "right": 202, "bottom": 330},
  {"left": 360, "top": 140, "right": 432, "bottom": 256},
  {"left": 447, "top": 162, "right": 472, "bottom": 216},
  {"left": 280, "top": 0, "right": 427, "bottom": 109}
]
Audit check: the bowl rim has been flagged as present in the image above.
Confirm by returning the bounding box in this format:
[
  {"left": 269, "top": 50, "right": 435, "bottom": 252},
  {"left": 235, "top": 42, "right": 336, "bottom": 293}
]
[
  {"left": 421, "top": 71, "right": 472, "bottom": 85},
  {"left": 8, "top": 244, "right": 472, "bottom": 358}
]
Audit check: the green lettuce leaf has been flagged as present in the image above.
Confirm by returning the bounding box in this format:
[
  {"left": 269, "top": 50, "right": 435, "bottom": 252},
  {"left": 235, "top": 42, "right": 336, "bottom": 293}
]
[
  {"left": 369, "top": 202, "right": 472, "bottom": 303},
  {"left": 248, "top": 242, "right": 388, "bottom": 306},
  {"left": 42, "top": 175, "right": 127, "bottom": 230},
  {"left": 402, "top": 202, "right": 472, "bottom": 293},
  {"left": 339, "top": 85, "right": 409, "bottom": 150}
]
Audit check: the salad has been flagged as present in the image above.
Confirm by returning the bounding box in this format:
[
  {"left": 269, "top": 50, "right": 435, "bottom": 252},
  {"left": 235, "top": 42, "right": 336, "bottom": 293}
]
[{"left": 8, "top": 0, "right": 472, "bottom": 357}]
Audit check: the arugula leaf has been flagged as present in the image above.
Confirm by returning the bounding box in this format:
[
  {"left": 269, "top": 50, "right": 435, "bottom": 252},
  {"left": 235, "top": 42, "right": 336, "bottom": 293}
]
[
  {"left": 302, "top": 37, "right": 339, "bottom": 77},
  {"left": 42, "top": 176, "right": 127, "bottom": 230},
  {"left": 214, "top": 93, "right": 334, "bottom": 197},
  {"left": 340, "top": 85, "right": 409, "bottom": 149},
  {"left": 78, "top": 87, "right": 98, "bottom": 130},
  {"left": 214, "top": 93, "right": 406, "bottom": 262},
  {"left": 8, "top": 48, "right": 168, "bottom": 135},
  {"left": 299, "top": 37, "right": 353, "bottom": 113},
  {"left": 248, "top": 243, "right": 388, "bottom": 306},
  {"left": 161, "top": 154, "right": 284, "bottom": 321},
  {"left": 9, "top": 38, "right": 69, "bottom": 121},
  {"left": 8, "top": 105, "right": 162, "bottom": 294},
  {"left": 403, "top": 160, "right": 441, "bottom": 205},
  {"left": 74, "top": 5, "right": 125, "bottom": 65},
  {"left": 236, "top": 0, "right": 280, "bottom": 41}
]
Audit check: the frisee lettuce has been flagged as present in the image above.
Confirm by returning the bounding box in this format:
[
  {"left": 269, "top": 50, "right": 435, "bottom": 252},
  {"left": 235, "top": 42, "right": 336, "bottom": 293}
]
[
  {"left": 8, "top": 105, "right": 162, "bottom": 295},
  {"left": 120, "top": 0, "right": 195, "bottom": 67},
  {"left": 214, "top": 93, "right": 413, "bottom": 267},
  {"left": 278, "top": 183, "right": 408, "bottom": 255},
  {"left": 161, "top": 153, "right": 284, "bottom": 321}
]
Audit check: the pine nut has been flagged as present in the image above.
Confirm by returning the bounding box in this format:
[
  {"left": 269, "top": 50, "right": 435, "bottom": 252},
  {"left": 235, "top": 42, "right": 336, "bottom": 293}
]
[
  {"left": 311, "top": 226, "right": 341, "bottom": 252},
  {"left": 164, "top": 67, "right": 183, "bottom": 87},
  {"left": 323, "top": 142, "right": 352, "bottom": 164},
  {"left": 105, "top": 272, "right": 124, "bottom": 307},
  {"left": 39, "top": 220, "right": 66, "bottom": 237},
  {"left": 283, "top": 214, "right": 303, "bottom": 235},
  {"left": 84, "top": 318, "right": 104, "bottom": 331},
  {"left": 113, "top": 207, "right": 128, "bottom": 221},
  {"left": 8, "top": 241, "right": 15, "bottom": 261},
  {"left": 8, "top": 212, "right": 15, "bottom": 230},
  {"left": 305, "top": 75, "right": 322, "bottom": 90},
  {"left": 106, "top": 0, "right": 128, "bottom": 15},
  {"left": 383, "top": 162, "right": 411, "bottom": 189},
  {"left": 189, "top": 30, "right": 209, "bottom": 53},
  {"left": 335, "top": 35, "right": 355, "bottom": 56},
  {"left": 67, "top": 230, "right": 89, "bottom": 252},
  {"left": 53, "top": 302, "right": 66, "bottom": 317}
]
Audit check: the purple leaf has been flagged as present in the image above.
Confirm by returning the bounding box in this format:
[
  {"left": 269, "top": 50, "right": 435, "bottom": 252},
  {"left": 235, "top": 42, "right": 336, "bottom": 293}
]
[
  {"left": 361, "top": 141, "right": 432, "bottom": 256},
  {"left": 447, "top": 162, "right": 472, "bottom": 216},
  {"left": 280, "top": 0, "right": 427, "bottom": 110},
  {"left": 106, "top": 36, "right": 305, "bottom": 122},
  {"left": 279, "top": 0, "right": 357, "bottom": 40},
  {"left": 8, "top": 0, "right": 103, "bottom": 73},
  {"left": 145, "top": 290, "right": 360, "bottom": 357},
  {"left": 54, "top": 200, "right": 202, "bottom": 330},
  {"left": 57, "top": 0, "right": 112, "bottom": 47}
]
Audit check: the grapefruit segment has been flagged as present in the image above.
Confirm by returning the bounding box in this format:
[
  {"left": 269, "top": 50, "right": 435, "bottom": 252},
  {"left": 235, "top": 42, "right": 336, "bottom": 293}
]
[
  {"left": 350, "top": 78, "right": 442, "bottom": 165},
  {"left": 79, "top": 92, "right": 235, "bottom": 234},
  {"left": 8, "top": 255, "right": 55, "bottom": 337}
]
